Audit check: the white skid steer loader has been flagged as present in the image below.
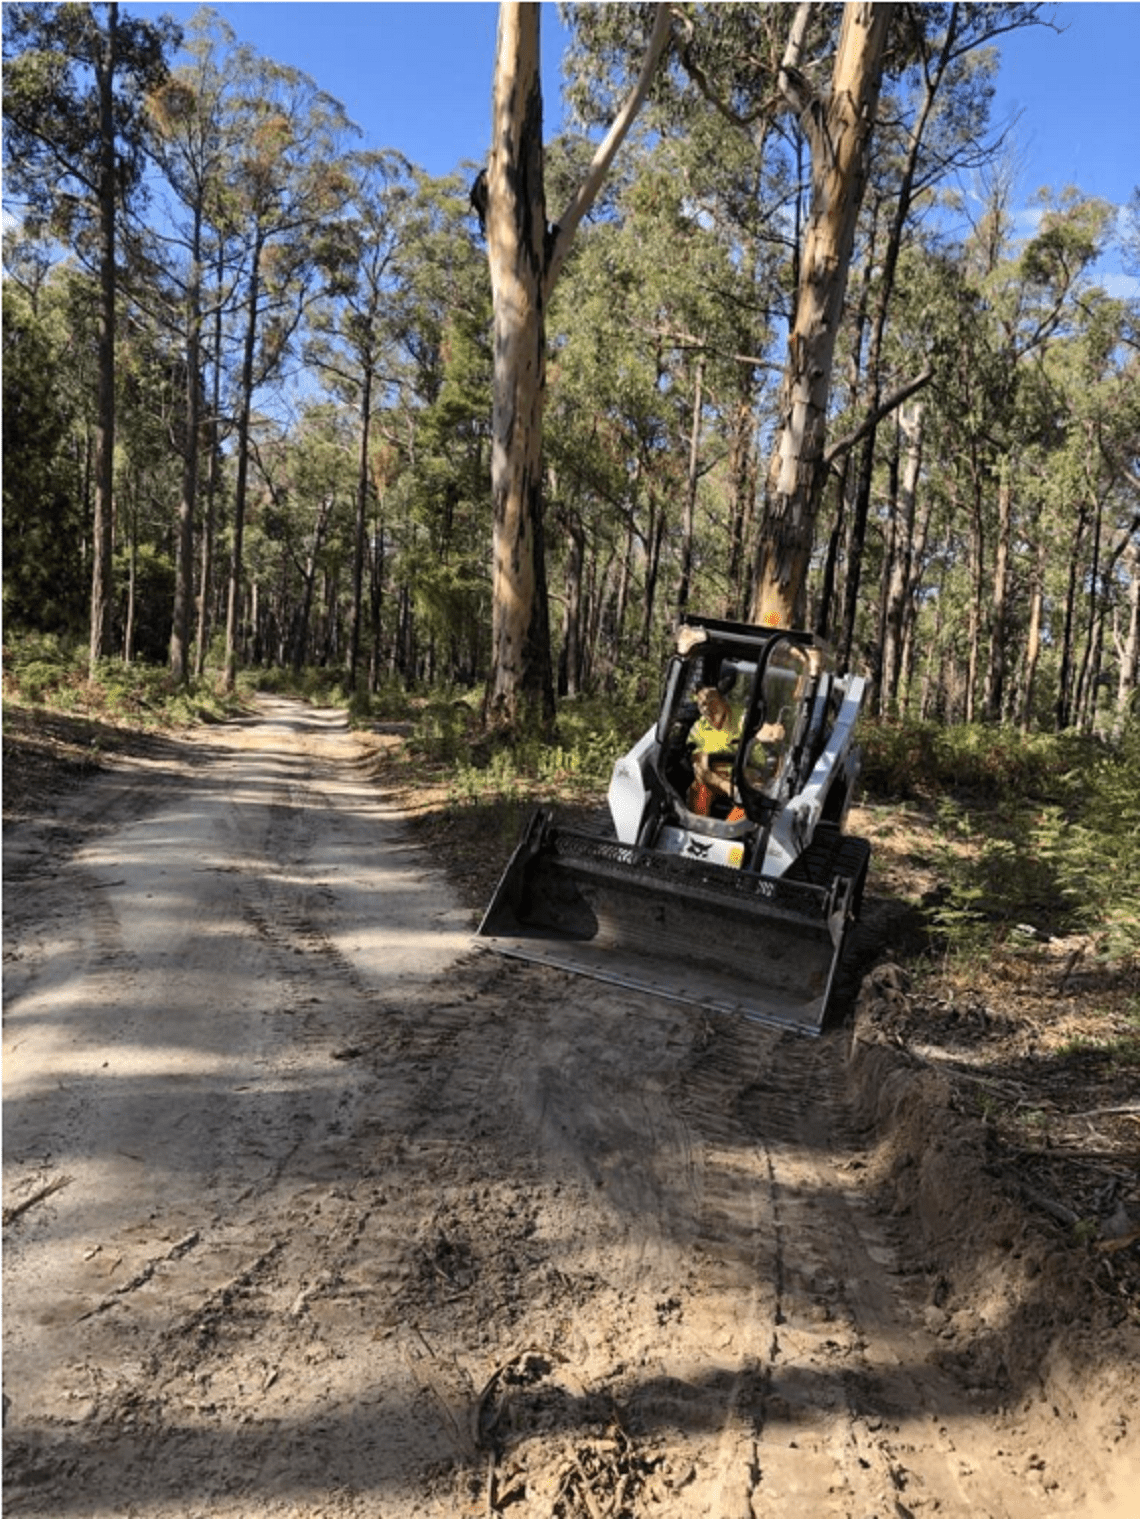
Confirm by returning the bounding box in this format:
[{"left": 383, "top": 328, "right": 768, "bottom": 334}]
[{"left": 477, "top": 616, "right": 871, "bottom": 1035}]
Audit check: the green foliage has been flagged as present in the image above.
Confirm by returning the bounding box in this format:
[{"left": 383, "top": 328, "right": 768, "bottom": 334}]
[
  {"left": 903, "top": 720, "right": 1140, "bottom": 967},
  {"left": 925, "top": 798, "right": 1053, "bottom": 960},
  {"left": 436, "top": 684, "right": 659, "bottom": 805},
  {"left": 1035, "top": 720, "right": 1140, "bottom": 961},
  {"left": 5, "top": 3, "right": 1135, "bottom": 735},
  {"left": 2, "top": 632, "right": 246, "bottom": 727},
  {"left": 860, "top": 718, "right": 1094, "bottom": 802},
  {"left": 2, "top": 3, "right": 180, "bottom": 238},
  {"left": 1, "top": 277, "right": 88, "bottom": 633},
  {"left": 408, "top": 694, "right": 480, "bottom": 767},
  {"left": 2, "top": 631, "right": 81, "bottom": 704}
]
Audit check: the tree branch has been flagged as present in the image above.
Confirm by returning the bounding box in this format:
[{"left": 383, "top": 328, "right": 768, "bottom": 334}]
[
  {"left": 823, "top": 365, "right": 935, "bottom": 469},
  {"left": 545, "top": 3, "right": 673, "bottom": 294}
]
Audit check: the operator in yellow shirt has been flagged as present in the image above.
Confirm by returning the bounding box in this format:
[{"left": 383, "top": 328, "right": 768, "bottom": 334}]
[
  {"left": 688, "top": 686, "right": 744, "bottom": 815},
  {"left": 688, "top": 686, "right": 784, "bottom": 817}
]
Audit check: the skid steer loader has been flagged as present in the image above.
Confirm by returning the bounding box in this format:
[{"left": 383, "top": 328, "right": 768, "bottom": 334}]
[{"left": 477, "top": 616, "right": 871, "bottom": 1034}]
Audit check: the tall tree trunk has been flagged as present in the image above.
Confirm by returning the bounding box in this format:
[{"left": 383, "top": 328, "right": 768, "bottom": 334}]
[
  {"left": 223, "top": 232, "right": 263, "bottom": 692},
  {"left": 983, "top": 460, "right": 1013, "bottom": 723},
  {"left": 484, "top": 1, "right": 670, "bottom": 726},
  {"left": 750, "top": 1, "right": 892, "bottom": 629},
  {"left": 873, "top": 423, "right": 902, "bottom": 703},
  {"left": 290, "top": 498, "right": 334, "bottom": 673},
  {"left": 1075, "top": 491, "right": 1104, "bottom": 732},
  {"left": 880, "top": 402, "right": 924, "bottom": 716},
  {"left": 123, "top": 495, "right": 137, "bottom": 666},
  {"left": 919, "top": 570, "right": 947, "bottom": 720},
  {"left": 1056, "top": 504, "right": 1089, "bottom": 731},
  {"left": 725, "top": 388, "right": 756, "bottom": 619},
  {"left": 898, "top": 490, "right": 934, "bottom": 718},
  {"left": 834, "top": 201, "right": 879, "bottom": 658},
  {"left": 817, "top": 211, "right": 875, "bottom": 638},
  {"left": 369, "top": 510, "right": 386, "bottom": 694},
  {"left": 90, "top": 1, "right": 119, "bottom": 671},
  {"left": 838, "top": 6, "right": 960, "bottom": 662},
  {"left": 1116, "top": 540, "right": 1140, "bottom": 730},
  {"left": 1018, "top": 535, "right": 1046, "bottom": 731},
  {"left": 194, "top": 254, "right": 225, "bottom": 678},
  {"left": 612, "top": 462, "right": 639, "bottom": 663},
  {"left": 963, "top": 456, "right": 986, "bottom": 725},
  {"left": 815, "top": 459, "right": 851, "bottom": 639},
  {"left": 641, "top": 492, "right": 664, "bottom": 657},
  {"left": 676, "top": 355, "right": 704, "bottom": 620},
  {"left": 170, "top": 209, "right": 202, "bottom": 683},
  {"left": 558, "top": 513, "right": 585, "bottom": 698},
  {"left": 485, "top": 2, "right": 553, "bottom": 728},
  {"left": 347, "top": 366, "right": 373, "bottom": 691}
]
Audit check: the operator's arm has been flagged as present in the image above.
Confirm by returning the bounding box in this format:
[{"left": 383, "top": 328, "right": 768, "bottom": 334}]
[
  {"left": 689, "top": 712, "right": 741, "bottom": 798},
  {"left": 691, "top": 745, "right": 735, "bottom": 797}
]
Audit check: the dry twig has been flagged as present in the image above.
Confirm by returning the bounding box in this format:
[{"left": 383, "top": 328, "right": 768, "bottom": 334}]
[{"left": 3, "top": 1173, "right": 72, "bottom": 1227}]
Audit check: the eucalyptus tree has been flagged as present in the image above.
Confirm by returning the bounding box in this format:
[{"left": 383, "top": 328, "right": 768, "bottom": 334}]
[
  {"left": 547, "top": 203, "right": 683, "bottom": 669},
  {"left": 1038, "top": 288, "right": 1140, "bottom": 734},
  {"left": 729, "top": 2, "right": 893, "bottom": 627},
  {"left": 215, "top": 51, "right": 355, "bottom": 689},
  {"left": 307, "top": 149, "right": 415, "bottom": 689},
  {"left": 544, "top": 148, "right": 746, "bottom": 679},
  {"left": 144, "top": 9, "right": 247, "bottom": 682},
  {"left": 879, "top": 182, "right": 1126, "bottom": 728},
  {"left": 384, "top": 171, "right": 496, "bottom": 686},
  {"left": 483, "top": 0, "right": 673, "bottom": 729},
  {"left": 2, "top": 1, "right": 179, "bottom": 668},
  {"left": 563, "top": 4, "right": 1069, "bottom": 650},
  {"left": 112, "top": 299, "right": 184, "bottom": 663},
  {"left": 565, "top": 7, "right": 806, "bottom": 632},
  {"left": 248, "top": 404, "right": 357, "bottom": 672},
  {"left": 978, "top": 186, "right": 1115, "bottom": 727},
  {"left": 563, "top": 2, "right": 895, "bottom": 630},
  {"left": 835, "top": 2, "right": 1047, "bottom": 668},
  {"left": 586, "top": 2, "right": 894, "bottom": 628}
]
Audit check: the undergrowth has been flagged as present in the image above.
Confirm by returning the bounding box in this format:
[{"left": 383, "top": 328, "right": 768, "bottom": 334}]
[
  {"left": 404, "top": 681, "right": 658, "bottom": 801},
  {"left": 2, "top": 632, "right": 251, "bottom": 727},
  {"left": 917, "top": 722, "right": 1140, "bottom": 968},
  {"left": 859, "top": 717, "right": 1096, "bottom": 804}
]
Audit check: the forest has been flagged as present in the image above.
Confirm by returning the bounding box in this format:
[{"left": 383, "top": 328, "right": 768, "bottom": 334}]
[{"left": 3, "top": 2, "right": 1139, "bottom": 739}]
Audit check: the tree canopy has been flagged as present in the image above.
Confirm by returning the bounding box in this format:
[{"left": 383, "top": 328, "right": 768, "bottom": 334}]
[{"left": 4, "top": 1, "right": 1137, "bottom": 738}]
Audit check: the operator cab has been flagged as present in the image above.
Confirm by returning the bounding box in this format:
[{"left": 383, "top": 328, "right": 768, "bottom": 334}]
[{"left": 654, "top": 620, "right": 827, "bottom": 829}]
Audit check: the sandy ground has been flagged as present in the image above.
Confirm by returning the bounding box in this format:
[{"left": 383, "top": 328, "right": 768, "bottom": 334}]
[{"left": 3, "top": 697, "right": 1138, "bottom": 1517}]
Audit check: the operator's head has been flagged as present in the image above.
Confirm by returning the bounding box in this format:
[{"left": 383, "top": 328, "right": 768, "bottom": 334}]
[{"left": 696, "top": 686, "right": 728, "bottom": 723}]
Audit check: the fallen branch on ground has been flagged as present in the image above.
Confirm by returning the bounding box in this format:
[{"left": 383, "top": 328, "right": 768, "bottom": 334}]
[{"left": 3, "top": 1174, "right": 72, "bottom": 1227}]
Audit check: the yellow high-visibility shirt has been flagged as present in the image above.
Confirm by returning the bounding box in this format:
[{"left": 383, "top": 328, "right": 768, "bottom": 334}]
[{"left": 689, "top": 704, "right": 743, "bottom": 757}]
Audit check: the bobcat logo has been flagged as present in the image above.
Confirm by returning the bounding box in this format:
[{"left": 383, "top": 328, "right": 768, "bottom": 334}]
[{"left": 686, "top": 838, "right": 713, "bottom": 859}]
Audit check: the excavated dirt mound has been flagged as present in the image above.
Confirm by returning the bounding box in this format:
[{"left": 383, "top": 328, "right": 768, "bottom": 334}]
[{"left": 3, "top": 699, "right": 1138, "bottom": 1517}]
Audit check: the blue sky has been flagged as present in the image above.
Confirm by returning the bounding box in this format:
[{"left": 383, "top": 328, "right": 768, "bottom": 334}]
[{"left": 124, "top": 1, "right": 1138, "bottom": 282}]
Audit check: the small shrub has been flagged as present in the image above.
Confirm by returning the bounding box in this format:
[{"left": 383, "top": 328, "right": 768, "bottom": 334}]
[{"left": 1035, "top": 719, "right": 1140, "bottom": 963}]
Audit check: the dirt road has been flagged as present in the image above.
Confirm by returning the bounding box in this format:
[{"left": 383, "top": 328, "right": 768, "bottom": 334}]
[{"left": 4, "top": 699, "right": 1137, "bottom": 1517}]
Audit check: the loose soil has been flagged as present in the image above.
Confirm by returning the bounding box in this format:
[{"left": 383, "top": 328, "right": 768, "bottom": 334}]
[{"left": 3, "top": 697, "right": 1138, "bottom": 1518}]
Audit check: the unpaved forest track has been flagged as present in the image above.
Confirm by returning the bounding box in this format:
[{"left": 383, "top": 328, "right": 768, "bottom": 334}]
[{"left": 3, "top": 699, "right": 1136, "bottom": 1517}]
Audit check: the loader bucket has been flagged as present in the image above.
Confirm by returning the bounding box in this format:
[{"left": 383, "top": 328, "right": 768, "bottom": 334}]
[{"left": 476, "top": 812, "right": 863, "bottom": 1036}]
